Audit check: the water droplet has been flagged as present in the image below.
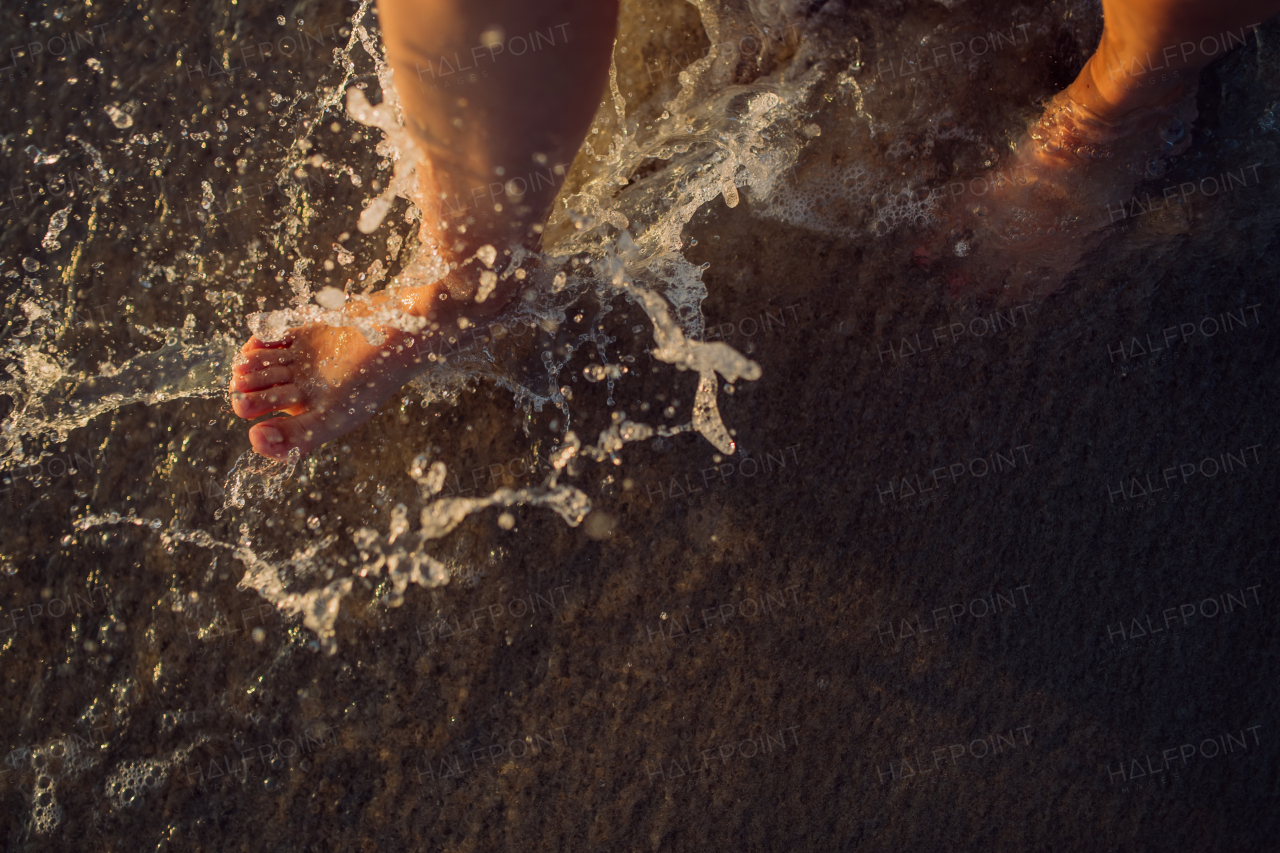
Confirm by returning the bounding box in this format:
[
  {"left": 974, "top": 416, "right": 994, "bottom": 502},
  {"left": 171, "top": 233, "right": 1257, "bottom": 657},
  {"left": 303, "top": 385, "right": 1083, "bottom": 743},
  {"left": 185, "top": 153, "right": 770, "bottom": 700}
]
[
  {"left": 104, "top": 104, "right": 133, "bottom": 130},
  {"left": 316, "top": 287, "right": 346, "bottom": 309}
]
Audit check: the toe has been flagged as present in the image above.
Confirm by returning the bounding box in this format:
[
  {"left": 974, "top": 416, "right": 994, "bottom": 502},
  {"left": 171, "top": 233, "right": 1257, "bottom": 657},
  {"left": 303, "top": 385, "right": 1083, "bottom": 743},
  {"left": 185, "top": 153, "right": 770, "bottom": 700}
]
[
  {"left": 234, "top": 345, "right": 297, "bottom": 375},
  {"left": 231, "top": 365, "right": 293, "bottom": 393},
  {"left": 230, "top": 384, "right": 305, "bottom": 419},
  {"left": 250, "top": 413, "right": 325, "bottom": 460}
]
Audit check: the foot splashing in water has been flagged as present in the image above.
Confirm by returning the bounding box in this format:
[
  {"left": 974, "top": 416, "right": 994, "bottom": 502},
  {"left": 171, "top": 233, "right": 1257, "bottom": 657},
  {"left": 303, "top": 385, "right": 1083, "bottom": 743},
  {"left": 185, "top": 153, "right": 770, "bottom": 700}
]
[
  {"left": 3, "top": 0, "right": 1279, "bottom": 839},
  {"left": 2, "top": 0, "right": 1256, "bottom": 656},
  {"left": 5, "top": 0, "right": 804, "bottom": 656}
]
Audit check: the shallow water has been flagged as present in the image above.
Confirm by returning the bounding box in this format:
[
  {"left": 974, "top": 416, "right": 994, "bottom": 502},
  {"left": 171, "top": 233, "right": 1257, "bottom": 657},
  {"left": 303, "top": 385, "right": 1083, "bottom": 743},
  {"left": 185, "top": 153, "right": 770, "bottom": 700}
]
[{"left": 2, "top": 0, "right": 1279, "bottom": 849}]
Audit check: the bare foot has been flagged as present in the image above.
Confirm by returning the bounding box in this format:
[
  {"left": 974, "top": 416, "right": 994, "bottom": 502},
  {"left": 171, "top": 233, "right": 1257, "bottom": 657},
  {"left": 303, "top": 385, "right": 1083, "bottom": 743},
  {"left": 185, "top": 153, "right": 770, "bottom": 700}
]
[
  {"left": 228, "top": 285, "right": 447, "bottom": 460},
  {"left": 229, "top": 156, "right": 526, "bottom": 461},
  {"left": 924, "top": 58, "right": 1199, "bottom": 300}
]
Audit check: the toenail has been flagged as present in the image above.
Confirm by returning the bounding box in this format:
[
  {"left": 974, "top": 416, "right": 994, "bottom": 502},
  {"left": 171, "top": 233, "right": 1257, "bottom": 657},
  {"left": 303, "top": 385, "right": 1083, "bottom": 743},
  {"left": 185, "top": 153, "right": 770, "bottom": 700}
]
[{"left": 261, "top": 426, "right": 284, "bottom": 444}]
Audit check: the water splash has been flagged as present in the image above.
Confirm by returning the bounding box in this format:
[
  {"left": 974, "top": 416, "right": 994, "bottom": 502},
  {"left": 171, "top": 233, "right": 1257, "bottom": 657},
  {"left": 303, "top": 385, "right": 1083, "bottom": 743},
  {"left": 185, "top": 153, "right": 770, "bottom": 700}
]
[
  {"left": 1, "top": 329, "right": 238, "bottom": 467},
  {"left": 41, "top": 207, "right": 71, "bottom": 251},
  {"left": 3, "top": 0, "right": 839, "bottom": 652}
]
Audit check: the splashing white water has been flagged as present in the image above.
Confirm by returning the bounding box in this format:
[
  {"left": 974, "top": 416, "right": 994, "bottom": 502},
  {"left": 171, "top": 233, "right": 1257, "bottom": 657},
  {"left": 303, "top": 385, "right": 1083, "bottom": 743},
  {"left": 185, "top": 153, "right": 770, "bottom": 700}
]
[{"left": 6, "top": 0, "right": 846, "bottom": 652}]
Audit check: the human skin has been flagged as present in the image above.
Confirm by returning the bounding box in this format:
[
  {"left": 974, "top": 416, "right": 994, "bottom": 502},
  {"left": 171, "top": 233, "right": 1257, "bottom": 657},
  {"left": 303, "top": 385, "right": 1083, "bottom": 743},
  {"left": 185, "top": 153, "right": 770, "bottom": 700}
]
[
  {"left": 228, "top": 0, "right": 618, "bottom": 460},
  {"left": 1068, "top": 0, "right": 1280, "bottom": 118},
  {"left": 932, "top": 0, "right": 1280, "bottom": 298},
  {"left": 377, "top": 0, "right": 619, "bottom": 259},
  {"left": 229, "top": 0, "right": 1279, "bottom": 457}
]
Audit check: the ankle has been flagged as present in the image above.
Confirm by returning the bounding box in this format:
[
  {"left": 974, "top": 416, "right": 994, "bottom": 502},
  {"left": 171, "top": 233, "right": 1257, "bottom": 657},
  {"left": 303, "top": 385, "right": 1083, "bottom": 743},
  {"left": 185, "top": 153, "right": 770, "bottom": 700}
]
[{"left": 1069, "top": 35, "right": 1196, "bottom": 123}]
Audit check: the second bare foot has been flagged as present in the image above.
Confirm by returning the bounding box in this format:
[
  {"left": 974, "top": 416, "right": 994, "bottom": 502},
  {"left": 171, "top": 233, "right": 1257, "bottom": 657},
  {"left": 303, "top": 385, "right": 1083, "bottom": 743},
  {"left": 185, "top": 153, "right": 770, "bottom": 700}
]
[{"left": 925, "top": 58, "right": 1199, "bottom": 300}]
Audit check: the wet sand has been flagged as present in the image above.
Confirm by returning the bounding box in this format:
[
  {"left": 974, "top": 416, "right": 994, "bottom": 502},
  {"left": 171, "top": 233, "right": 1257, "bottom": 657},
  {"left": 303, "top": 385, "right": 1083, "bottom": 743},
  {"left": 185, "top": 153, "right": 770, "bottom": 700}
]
[{"left": 1, "top": 0, "right": 1278, "bottom": 850}]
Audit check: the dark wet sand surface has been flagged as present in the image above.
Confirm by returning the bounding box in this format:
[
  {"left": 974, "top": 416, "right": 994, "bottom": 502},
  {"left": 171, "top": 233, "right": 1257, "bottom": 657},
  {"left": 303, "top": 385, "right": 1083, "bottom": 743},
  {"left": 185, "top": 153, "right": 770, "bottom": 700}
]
[{"left": 2, "top": 0, "right": 1278, "bottom": 850}]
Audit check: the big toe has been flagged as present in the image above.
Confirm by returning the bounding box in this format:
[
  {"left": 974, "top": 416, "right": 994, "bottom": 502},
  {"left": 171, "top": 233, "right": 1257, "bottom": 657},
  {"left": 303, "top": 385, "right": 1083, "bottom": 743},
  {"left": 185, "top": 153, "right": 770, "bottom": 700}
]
[{"left": 249, "top": 413, "right": 325, "bottom": 460}]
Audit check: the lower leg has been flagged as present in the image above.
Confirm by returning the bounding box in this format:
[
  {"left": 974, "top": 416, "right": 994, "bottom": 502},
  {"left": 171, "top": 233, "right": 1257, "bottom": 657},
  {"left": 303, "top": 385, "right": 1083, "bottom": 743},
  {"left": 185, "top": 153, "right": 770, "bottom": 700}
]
[
  {"left": 378, "top": 0, "right": 620, "bottom": 273},
  {"left": 937, "top": 0, "right": 1280, "bottom": 298},
  {"left": 229, "top": 0, "right": 620, "bottom": 459},
  {"left": 1069, "top": 0, "right": 1280, "bottom": 120}
]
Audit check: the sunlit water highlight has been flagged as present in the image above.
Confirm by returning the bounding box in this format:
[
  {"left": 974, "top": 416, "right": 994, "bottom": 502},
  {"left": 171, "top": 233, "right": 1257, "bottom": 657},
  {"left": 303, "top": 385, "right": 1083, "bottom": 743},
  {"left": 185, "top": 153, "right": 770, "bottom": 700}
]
[{"left": 6, "top": 0, "right": 1277, "bottom": 837}]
